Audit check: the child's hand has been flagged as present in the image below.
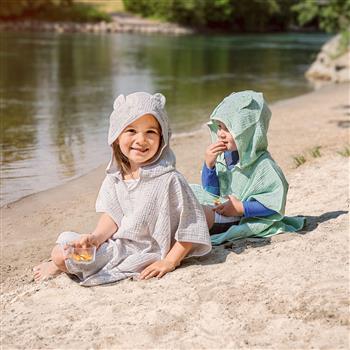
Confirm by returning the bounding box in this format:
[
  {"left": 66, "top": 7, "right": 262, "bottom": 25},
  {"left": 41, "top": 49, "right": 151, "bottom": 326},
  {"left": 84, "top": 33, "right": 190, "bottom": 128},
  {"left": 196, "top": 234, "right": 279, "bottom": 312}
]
[
  {"left": 69, "top": 234, "right": 98, "bottom": 249},
  {"left": 205, "top": 141, "right": 227, "bottom": 169},
  {"left": 214, "top": 195, "right": 244, "bottom": 216},
  {"left": 139, "top": 259, "right": 176, "bottom": 280}
]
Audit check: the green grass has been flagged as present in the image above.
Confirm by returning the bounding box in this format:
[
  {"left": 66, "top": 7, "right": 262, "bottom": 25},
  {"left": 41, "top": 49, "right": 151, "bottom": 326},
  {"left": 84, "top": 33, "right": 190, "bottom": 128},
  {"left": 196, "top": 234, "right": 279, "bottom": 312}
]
[
  {"left": 293, "top": 154, "right": 306, "bottom": 167},
  {"left": 329, "top": 30, "right": 350, "bottom": 59},
  {"left": 2, "top": 2, "right": 113, "bottom": 22},
  {"left": 40, "top": 3, "right": 112, "bottom": 22},
  {"left": 337, "top": 146, "right": 350, "bottom": 157},
  {"left": 75, "top": 0, "right": 124, "bottom": 14},
  {"left": 336, "top": 30, "right": 350, "bottom": 58},
  {"left": 310, "top": 146, "right": 322, "bottom": 158}
]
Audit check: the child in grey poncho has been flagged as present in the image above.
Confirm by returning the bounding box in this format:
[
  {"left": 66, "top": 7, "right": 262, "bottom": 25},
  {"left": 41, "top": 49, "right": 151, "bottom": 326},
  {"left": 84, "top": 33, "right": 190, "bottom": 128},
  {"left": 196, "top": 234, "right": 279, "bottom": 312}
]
[{"left": 33, "top": 92, "right": 211, "bottom": 286}]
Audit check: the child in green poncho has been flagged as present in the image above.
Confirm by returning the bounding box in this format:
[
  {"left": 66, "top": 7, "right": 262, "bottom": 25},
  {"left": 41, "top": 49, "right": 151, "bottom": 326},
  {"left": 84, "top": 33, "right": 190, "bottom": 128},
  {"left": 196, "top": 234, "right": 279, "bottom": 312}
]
[{"left": 191, "top": 90, "right": 304, "bottom": 245}]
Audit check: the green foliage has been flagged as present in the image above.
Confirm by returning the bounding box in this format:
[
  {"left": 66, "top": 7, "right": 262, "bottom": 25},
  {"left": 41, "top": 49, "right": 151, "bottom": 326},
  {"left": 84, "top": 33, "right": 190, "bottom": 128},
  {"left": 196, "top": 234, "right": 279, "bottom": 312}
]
[
  {"left": 337, "top": 29, "right": 350, "bottom": 56},
  {"left": 2, "top": 0, "right": 348, "bottom": 32},
  {"left": 292, "top": 0, "right": 350, "bottom": 33},
  {"left": 123, "top": 0, "right": 350, "bottom": 33},
  {"left": 123, "top": 0, "right": 295, "bottom": 31},
  {"left": 44, "top": 3, "right": 111, "bottom": 22},
  {"left": 0, "top": 0, "right": 69, "bottom": 18},
  {"left": 293, "top": 0, "right": 350, "bottom": 56},
  {"left": 0, "top": 0, "right": 111, "bottom": 22}
]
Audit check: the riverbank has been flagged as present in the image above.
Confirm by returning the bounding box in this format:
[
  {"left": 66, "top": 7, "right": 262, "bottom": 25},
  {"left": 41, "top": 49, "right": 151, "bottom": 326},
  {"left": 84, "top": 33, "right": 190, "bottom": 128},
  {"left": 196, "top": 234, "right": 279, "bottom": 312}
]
[
  {"left": 1, "top": 83, "right": 349, "bottom": 349},
  {"left": 1, "top": 31, "right": 329, "bottom": 206},
  {"left": 0, "top": 13, "right": 193, "bottom": 35}
]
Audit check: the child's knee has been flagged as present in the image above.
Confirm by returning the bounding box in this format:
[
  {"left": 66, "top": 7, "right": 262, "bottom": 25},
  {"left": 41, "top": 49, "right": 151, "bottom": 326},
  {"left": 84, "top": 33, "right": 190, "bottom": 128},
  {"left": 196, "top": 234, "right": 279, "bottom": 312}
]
[
  {"left": 53, "top": 231, "right": 79, "bottom": 270},
  {"left": 51, "top": 244, "right": 67, "bottom": 270},
  {"left": 56, "top": 231, "right": 80, "bottom": 246}
]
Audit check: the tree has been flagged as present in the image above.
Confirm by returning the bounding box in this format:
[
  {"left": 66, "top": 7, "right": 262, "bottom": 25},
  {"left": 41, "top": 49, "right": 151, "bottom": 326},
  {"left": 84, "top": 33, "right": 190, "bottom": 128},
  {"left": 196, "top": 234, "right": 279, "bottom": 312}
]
[
  {"left": 0, "top": 0, "right": 72, "bottom": 19},
  {"left": 122, "top": 0, "right": 295, "bottom": 32},
  {"left": 0, "top": 0, "right": 109, "bottom": 22},
  {"left": 292, "top": 0, "right": 350, "bottom": 33}
]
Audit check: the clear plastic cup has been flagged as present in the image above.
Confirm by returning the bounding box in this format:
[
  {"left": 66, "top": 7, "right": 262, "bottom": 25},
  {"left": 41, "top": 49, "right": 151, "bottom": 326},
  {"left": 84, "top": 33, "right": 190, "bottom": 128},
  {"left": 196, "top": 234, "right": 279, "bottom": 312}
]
[{"left": 67, "top": 246, "right": 96, "bottom": 264}]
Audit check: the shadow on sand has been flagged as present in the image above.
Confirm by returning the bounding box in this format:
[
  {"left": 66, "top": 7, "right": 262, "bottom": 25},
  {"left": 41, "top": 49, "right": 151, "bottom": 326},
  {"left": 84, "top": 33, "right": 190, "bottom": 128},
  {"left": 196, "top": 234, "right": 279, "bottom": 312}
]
[
  {"left": 299, "top": 210, "right": 348, "bottom": 233},
  {"left": 188, "top": 210, "right": 348, "bottom": 266}
]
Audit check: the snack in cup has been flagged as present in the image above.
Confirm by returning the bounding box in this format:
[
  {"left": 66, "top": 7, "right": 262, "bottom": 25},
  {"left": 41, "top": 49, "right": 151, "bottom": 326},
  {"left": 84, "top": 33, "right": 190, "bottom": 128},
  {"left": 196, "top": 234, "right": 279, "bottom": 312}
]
[
  {"left": 67, "top": 246, "right": 96, "bottom": 264},
  {"left": 213, "top": 199, "right": 221, "bottom": 206}
]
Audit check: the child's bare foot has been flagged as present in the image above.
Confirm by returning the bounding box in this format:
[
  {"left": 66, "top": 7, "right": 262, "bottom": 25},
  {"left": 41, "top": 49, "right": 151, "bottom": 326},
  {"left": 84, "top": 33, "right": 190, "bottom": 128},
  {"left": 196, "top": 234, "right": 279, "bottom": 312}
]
[{"left": 33, "top": 261, "right": 61, "bottom": 282}]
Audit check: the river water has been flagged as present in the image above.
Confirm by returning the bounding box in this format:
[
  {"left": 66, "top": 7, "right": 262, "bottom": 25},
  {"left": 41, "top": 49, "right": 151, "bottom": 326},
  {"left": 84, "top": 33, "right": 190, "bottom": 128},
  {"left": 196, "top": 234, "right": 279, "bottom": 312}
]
[{"left": 0, "top": 31, "right": 329, "bottom": 205}]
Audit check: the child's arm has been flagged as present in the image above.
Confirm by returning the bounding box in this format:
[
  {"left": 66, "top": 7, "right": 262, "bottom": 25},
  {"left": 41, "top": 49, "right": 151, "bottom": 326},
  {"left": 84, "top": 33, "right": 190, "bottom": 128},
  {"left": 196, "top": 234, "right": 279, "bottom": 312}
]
[
  {"left": 201, "top": 163, "right": 220, "bottom": 195},
  {"left": 214, "top": 196, "right": 277, "bottom": 217},
  {"left": 214, "top": 195, "right": 244, "bottom": 216},
  {"left": 243, "top": 201, "right": 277, "bottom": 218},
  {"left": 73, "top": 213, "right": 118, "bottom": 249},
  {"left": 139, "top": 241, "right": 193, "bottom": 280},
  {"left": 202, "top": 141, "right": 227, "bottom": 195}
]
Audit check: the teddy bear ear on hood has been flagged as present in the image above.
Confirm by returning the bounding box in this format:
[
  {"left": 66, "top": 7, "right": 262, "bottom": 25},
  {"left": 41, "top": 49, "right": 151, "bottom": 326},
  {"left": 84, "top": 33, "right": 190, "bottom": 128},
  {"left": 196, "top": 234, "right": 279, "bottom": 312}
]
[
  {"left": 152, "top": 93, "right": 166, "bottom": 108},
  {"left": 113, "top": 94, "right": 125, "bottom": 110}
]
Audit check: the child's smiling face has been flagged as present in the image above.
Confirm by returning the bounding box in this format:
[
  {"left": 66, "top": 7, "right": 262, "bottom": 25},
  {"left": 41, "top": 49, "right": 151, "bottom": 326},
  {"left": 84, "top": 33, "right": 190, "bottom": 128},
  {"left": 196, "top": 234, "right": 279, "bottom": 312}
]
[
  {"left": 117, "top": 114, "right": 161, "bottom": 169},
  {"left": 216, "top": 120, "right": 237, "bottom": 151}
]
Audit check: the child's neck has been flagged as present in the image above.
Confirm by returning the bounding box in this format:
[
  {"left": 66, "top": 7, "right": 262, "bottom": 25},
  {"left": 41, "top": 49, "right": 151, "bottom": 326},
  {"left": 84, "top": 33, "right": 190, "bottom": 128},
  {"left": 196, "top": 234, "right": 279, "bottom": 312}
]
[{"left": 123, "top": 166, "right": 140, "bottom": 180}]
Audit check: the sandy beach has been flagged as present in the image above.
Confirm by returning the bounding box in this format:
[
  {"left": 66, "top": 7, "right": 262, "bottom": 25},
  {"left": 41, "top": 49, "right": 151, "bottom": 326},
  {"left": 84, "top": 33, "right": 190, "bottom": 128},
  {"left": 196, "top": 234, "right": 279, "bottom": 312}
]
[{"left": 1, "top": 83, "right": 349, "bottom": 349}]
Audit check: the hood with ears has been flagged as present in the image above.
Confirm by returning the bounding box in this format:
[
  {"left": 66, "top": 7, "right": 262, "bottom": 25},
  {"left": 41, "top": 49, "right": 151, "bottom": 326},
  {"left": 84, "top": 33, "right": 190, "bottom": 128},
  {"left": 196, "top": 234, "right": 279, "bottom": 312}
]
[
  {"left": 208, "top": 90, "right": 271, "bottom": 168},
  {"left": 106, "top": 92, "right": 175, "bottom": 177}
]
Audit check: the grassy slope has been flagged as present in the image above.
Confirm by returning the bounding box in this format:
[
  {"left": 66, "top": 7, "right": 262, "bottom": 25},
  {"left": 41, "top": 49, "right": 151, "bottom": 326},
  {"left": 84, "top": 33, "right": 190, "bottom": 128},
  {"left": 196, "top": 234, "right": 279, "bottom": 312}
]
[{"left": 75, "top": 0, "right": 124, "bottom": 14}]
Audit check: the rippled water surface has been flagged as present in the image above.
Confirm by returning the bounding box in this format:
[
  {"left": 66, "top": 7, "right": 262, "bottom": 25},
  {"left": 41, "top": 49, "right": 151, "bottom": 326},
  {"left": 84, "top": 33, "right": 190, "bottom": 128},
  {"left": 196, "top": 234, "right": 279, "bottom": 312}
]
[{"left": 0, "top": 31, "right": 329, "bottom": 205}]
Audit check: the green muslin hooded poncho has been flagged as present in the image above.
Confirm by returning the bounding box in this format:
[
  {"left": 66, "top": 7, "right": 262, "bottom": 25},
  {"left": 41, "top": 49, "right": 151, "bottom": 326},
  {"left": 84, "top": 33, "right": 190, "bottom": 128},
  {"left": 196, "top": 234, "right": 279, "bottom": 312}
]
[{"left": 192, "top": 90, "right": 304, "bottom": 245}]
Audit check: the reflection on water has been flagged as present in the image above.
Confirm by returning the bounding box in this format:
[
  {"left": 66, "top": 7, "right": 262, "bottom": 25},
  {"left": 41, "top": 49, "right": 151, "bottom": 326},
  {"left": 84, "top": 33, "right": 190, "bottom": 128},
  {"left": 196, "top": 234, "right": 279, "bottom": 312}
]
[{"left": 0, "top": 31, "right": 329, "bottom": 205}]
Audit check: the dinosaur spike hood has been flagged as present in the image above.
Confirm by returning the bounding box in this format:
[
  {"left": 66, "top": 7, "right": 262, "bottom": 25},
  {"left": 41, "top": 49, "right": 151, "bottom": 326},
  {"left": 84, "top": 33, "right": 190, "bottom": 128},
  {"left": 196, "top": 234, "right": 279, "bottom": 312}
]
[
  {"left": 193, "top": 91, "right": 304, "bottom": 244},
  {"left": 208, "top": 91, "right": 271, "bottom": 168}
]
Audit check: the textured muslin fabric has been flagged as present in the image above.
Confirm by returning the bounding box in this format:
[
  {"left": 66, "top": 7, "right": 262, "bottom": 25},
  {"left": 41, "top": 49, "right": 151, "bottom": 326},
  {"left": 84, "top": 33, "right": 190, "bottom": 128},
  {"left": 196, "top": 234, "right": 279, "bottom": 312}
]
[
  {"left": 57, "top": 231, "right": 114, "bottom": 281},
  {"left": 64, "top": 92, "right": 211, "bottom": 286},
  {"left": 191, "top": 90, "right": 304, "bottom": 245}
]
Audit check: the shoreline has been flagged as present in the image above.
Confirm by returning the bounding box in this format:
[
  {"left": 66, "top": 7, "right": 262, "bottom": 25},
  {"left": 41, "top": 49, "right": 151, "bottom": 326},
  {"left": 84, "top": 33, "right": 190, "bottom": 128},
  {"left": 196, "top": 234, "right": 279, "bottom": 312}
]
[
  {"left": 2, "top": 83, "right": 348, "bottom": 210},
  {"left": 0, "top": 124, "right": 208, "bottom": 209},
  {"left": 0, "top": 17, "right": 328, "bottom": 36},
  {"left": 0, "top": 83, "right": 336, "bottom": 208},
  {"left": 1, "top": 82, "right": 349, "bottom": 349},
  {"left": 0, "top": 14, "right": 194, "bottom": 35}
]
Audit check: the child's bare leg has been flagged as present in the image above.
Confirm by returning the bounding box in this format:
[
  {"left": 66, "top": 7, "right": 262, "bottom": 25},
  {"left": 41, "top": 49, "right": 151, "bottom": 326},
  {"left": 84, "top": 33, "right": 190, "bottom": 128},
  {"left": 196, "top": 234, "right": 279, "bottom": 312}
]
[
  {"left": 33, "top": 244, "right": 67, "bottom": 282},
  {"left": 202, "top": 205, "right": 215, "bottom": 230}
]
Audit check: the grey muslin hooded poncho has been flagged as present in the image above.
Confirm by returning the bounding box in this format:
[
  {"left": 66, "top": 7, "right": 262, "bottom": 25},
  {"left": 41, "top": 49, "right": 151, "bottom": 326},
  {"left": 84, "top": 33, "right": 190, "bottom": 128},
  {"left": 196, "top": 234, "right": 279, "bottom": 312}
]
[
  {"left": 72, "top": 92, "right": 211, "bottom": 286},
  {"left": 192, "top": 91, "right": 304, "bottom": 245}
]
